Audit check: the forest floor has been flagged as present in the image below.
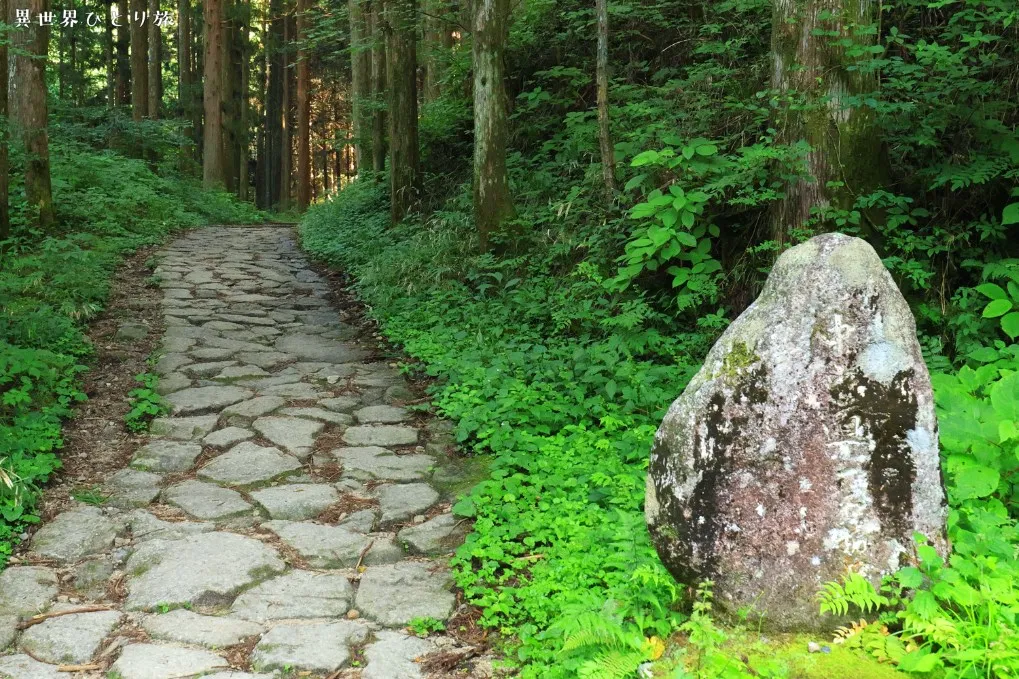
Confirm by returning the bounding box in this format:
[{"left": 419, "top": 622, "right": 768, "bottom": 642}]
[{"left": 0, "top": 225, "right": 492, "bottom": 679}]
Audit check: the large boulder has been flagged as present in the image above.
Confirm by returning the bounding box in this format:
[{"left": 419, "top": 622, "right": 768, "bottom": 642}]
[{"left": 646, "top": 233, "right": 947, "bottom": 630}]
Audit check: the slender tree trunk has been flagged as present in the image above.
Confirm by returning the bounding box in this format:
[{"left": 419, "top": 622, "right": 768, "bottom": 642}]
[
  {"left": 348, "top": 0, "right": 372, "bottom": 170},
  {"left": 296, "top": 0, "right": 310, "bottom": 209},
  {"left": 130, "top": 0, "right": 149, "bottom": 120},
  {"left": 595, "top": 0, "right": 615, "bottom": 199},
  {"left": 769, "top": 0, "right": 886, "bottom": 250},
  {"left": 148, "top": 0, "right": 160, "bottom": 117},
  {"left": 203, "top": 0, "right": 226, "bottom": 187},
  {"left": 266, "top": 0, "right": 285, "bottom": 208},
  {"left": 472, "top": 0, "right": 514, "bottom": 250},
  {"left": 105, "top": 1, "right": 115, "bottom": 105},
  {"left": 386, "top": 0, "right": 419, "bottom": 222},
  {"left": 178, "top": 0, "right": 193, "bottom": 161},
  {"left": 222, "top": 1, "right": 240, "bottom": 192},
  {"left": 0, "top": 0, "right": 9, "bottom": 241},
  {"left": 9, "top": 0, "right": 55, "bottom": 229},
  {"left": 116, "top": 0, "right": 131, "bottom": 105},
  {"left": 279, "top": 11, "right": 292, "bottom": 208},
  {"left": 369, "top": 0, "right": 387, "bottom": 172},
  {"left": 422, "top": 0, "right": 448, "bottom": 103},
  {"left": 238, "top": 5, "right": 250, "bottom": 200}
]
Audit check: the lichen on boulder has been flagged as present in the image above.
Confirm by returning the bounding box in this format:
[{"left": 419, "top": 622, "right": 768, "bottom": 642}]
[{"left": 646, "top": 233, "right": 947, "bottom": 631}]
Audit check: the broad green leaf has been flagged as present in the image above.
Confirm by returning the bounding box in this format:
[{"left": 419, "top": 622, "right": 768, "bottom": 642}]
[
  {"left": 623, "top": 173, "right": 647, "bottom": 192},
  {"left": 631, "top": 150, "right": 659, "bottom": 167},
  {"left": 967, "top": 346, "right": 999, "bottom": 363},
  {"left": 1003, "top": 202, "right": 1019, "bottom": 226},
  {"left": 675, "top": 232, "right": 697, "bottom": 247},
  {"left": 975, "top": 282, "right": 1007, "bottom": 300},
  {"left": 951, "top": 463, "right": 999, "bottom": 501},
  {"left": 982, "top": 298, "right": 1013, "bottom": 318},
  {"left": 695, "top": 144, "right": 717, "bottom": 156},
  {"left": 1001, "top": 311, "right": 1019, "bottom": 339}
]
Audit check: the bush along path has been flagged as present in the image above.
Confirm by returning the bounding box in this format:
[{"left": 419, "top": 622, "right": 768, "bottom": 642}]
[{"left": 0, "top": 226, "right": 490, "bottom": 679}]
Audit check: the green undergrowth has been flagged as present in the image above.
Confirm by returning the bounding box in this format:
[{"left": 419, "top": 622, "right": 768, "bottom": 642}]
[{"left": 0, "top": 136, "right": 262, "bottom": 565}]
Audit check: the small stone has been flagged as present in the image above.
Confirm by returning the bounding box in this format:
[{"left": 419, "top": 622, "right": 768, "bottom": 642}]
[
  {"left": 30, "top": 507, "right": 118, "bottom": 563},
  {"left": 355, "top": 562, "right": 455, "bottom": 626},
  {"left": 116, "top": 322, "right": 149, "bottom": 342},
  {"left": 343, "top": 425, "right": 418, "bottom": 447},
  {"left": 18, "top": 608, "right": 123, "bottom": 664},
  {"left": 142, "top": 609, "right": 263, "bottom": 648},
  {"left": 250, "top": 484, "right": 338, "bottom": 520},
  {"left": 198, "top": 442, "right": 302, "bottom": 487},
  {"left": 165, "top": 385, "right": 254, "bottom": 415},
  {"left": 354, "top": 405, "right": 411, "bottom": 424},
  {"left": 413, "top": 515, "right": 426, "bottom": 524},
  {"left": 203, "top": 426, "right": 254, "bottom": 448},
  {"left": 130, "top": 440, "right": 202, "bottom": 473},
  {"left": 111, "top": 644, "right": 228, "bottom": 679},
  {"left": 231, "top": 570, "right": 353, "bottom": 622},
  {"left": 375, "top": 483, "right": 440, "bottom": 523},
  {"left": 808, "top": 642, "right": 820, "bottom": 653},
  {"left": 149, "top": 415, "right": 218, "bottom": 440},
  {"left": 252, "top": 416, "right": 324, "bottom": 458},
  {"left": 251, "top": 621, "right": 369, "bottom": 673},
  {"left": 163, "top": 480, "right": 253, "bottom": 520},
  {"left": 346, "top": 609, "right": 359, "bottom": 620}
]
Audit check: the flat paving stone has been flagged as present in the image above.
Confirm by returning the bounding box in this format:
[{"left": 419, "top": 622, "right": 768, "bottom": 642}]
[
  {"left": 18, "top": 608, "right": 123, "bottom": 664},
  {"left": 251, "top": 621, "right": 369, "bottom": 673},
  {"left": 250, "top": 484, "right": 337, "bottom": 520},
  {"left": 165, "top": 385, "right": 254, "bottom": 415},
  {"left": 343, "top": 425, "right": 418, "bottom": 447},
  {"left": 125, "top": 532, "right": 285, "bottom": 610},
  {"left": 126, "top": 509, "right": 214, "bottom": 542},
  {"left": 203, "top": 426, "right": 254, "bottom": 448},
  {"left": 354, "top": 405, "right": 411, "bottom": 424},
  {"left": 111, "top": 644, "right": 229, "bottom": 679},
  {"left": 338, "top": 509, "right": 378, "bottom": 533},
  {"left": 216, "top": 365, "right": 270, "bottom": 379},
  {"left": 334, "top": 447, "right": 434, "bottom": 482},
  {"left": 221, "top": 395, "right": 286, "bottom": 419},
  {"left": 231, "top": 570, "right": 353, "bottom": 622},
  {"left": 142, "top": 609, "right": 263, "bottom": 648},
  {"left": 375, "top": 483, "right": 440, "bottom": 523},
  {"left": 155, "top": 372, "right": 192, "bottom": 394},
  {"left": 259, "top": 382, "right": 328, "bottom": 399},
  {"left": 198, "top": 442, "right": 302, "bottom": 486},
  {"left": 29, "top": 507, "right": 118, "bottom": 563},
  {"left": 362, "top": 631, "right": 434, "bottom": 679},
  {"left": 355, "top": 562, "right": 456, "bottom": 627},
  {"left": 104, "top": 469, "right": 163, "bottom": 508},
  {"left": 130, "top": 440, "right": 203, "bottom": 472},
  {"left": 0, "top": 567, "right": 58, "bottom": 617},
  {"left": 262, "top": 520, "right": 402, "bottom": 568},
  {"left": 0, "top": 655, "right": 63, "bottom": 679},
  {"left": 319, "top": 396, "right": 361, "bottom": 412},
  {"left": 275, "top": 333, "right": 369, "bottom": 363},
  {"left": 149, "top": 415, "right": 218, "bottom": 440},
  {"left": 185, "top": 360, "right": 238, "bottom": 377},
  {"left": 252, "top": 416, "right": 324, "bottom": 458},
  {"left": 163, "top": 480, "right": 253, "bottom": 520},
  {"left": 280, "top": 407, "right": 353, "bottom": 426},
  {"left": 398, "top": 513, "right": 464, "bottom": 555},
  {"left": 235, "top": 351, "right": 292, "bottom": 369},
  {"left": 0, "top": 616, "right": 16, "bottom": 650}
]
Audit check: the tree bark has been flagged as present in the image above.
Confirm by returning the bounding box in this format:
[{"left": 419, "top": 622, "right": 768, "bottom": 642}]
[
  {"left": 422, "top": 0, "right": 449, "bottom": 103},
  {"left": 116, "top": 0, "right": 131, "bottom": 105},
  {"left": 265, "top": 0, "right": 285, "bottom": 208},
  {"left": 9, "top": 0, "right": 55, "bottom": 229},
  {"left": 238, "top": 4, "right": 250, "bottom": 200},
  {"left": 130, "top": 0, "right": 149, "bottom": 120},
  {"left": 369, "top": 0, "right": 387, "bottom": 172},
  {"left": 0, "top": 0, "right": 9, "bottom": 241},
  {"left": 222, "top": 0, "right": 241, "bottom": 192},
  {"left": 296, "top": 0, "right": 310, "bottom": 209},
  {"left": 178, "top": 0, "right": 193, "bottom": 160},
  {"left": 348, "top": 0, "right": 372, "bottom": 170},
  {"left": 279, "top": 10, "right": 292, "bottom": 208},
  {"left": 472, "top": 0, "right": 514, "bottom": 250},
  {"left": 386, "top": 0, "right": 419, "bottom": 222},
  {"left": 104, "top": 0, "right": 115, "bottom": 105},
  {"left": 769, "top": 0, "right": 886, "bottom": 250},
  {"left": 147, "top": 0, "right": 160, "bottom": 117},
  {"left": 595, "top": 0, "right": 615, "bottom": 199},
  {"left": 203, "top": 0, "right": 226, "bottom": 187}
]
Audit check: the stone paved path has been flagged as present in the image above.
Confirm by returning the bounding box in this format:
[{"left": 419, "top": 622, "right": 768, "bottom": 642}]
[{"left": 0, "top": 228, "right": 482, "bottom": 679}]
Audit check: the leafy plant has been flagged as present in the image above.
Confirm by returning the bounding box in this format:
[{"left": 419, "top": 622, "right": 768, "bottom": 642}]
[
  {"left": 407, "top": 616, "right": 447, "bottom": 637},
  {"left": 124, "top": 373, "right": 169, "bottom": 433}
]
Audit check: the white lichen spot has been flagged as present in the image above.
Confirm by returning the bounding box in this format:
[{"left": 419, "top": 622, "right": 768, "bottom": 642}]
[
  {"left": 756, "top": 504, "right": 766, "bottom": 517},
  {"left": 799, "top": 478, "right": 813, "bottom": 492},
  {"left": 811, "top": 556, "right": 821, "bottom": 567},
  {"left": 856, "top": 341, "right": 911, "bottom": 385},
  {"left": 786, "top": 541, "right": 800, "bottom": 556}
]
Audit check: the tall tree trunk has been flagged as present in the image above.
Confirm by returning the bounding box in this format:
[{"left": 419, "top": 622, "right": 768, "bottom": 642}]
[
  {"left": 57, "top": 25, "right": 65, "bottom": 100},
  {"left": 70, "top": 16, "right": 81, "bottom": 104},
  {"left": 348, "top": 0, "right": 371, "bottom": 170},
  {"left": 130, "top": 0, "right": 149, "bottom": 120},
  {"left": 369, "top": 0, "right": 387, "bottom": 172},
  {"left": 222, "top": 1, "right": 241, "bottom": 192},
  {"left": 178, "top": 0, "right": 193, "bottom": 161},
  {"left": 296, "top": 0, "right": 310, "bottom": 209},
  {"left": 148, "top": 0, "right": 160, "bottom": 117},
  {"left": 238, "top": 5, "right": 250, "bottom": 201},
  {"left": 9, "top": 0, "right": 55, "bottom": 229},
  {"left": 279, "top": 11, "right": 292, "bottom": 209},
  {"left": 105, "top": 0, "right": 115, "bottom": 105},
  {"left": 116, "top": 0, "right": 131, "bottom": 105},
  {"left": 203, "top": 0, "right": 226, "bottom": 187},
  {"left": 769, "top": 0, "right": 885, "bottom": 250},
  {"left": 0, "top": 0, "right": 9, "bottom": 241},
  {"left": 472, "top": 0, "right": 514, "bottom": 250},
  {"left": 595, "top": 0, "right": 615, "bottom": 199},
  {"left": 265, "top": 0, "right": 285, "bottom": 208},
  {"left": 386, "top": 0, "right": 419, "bottom": 222},
  {"left": 422, "top": 0, "right": 448, "bottom": 103}
]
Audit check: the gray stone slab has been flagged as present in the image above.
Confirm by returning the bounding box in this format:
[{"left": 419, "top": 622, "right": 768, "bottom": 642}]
[
  {"left": 0, "top": 655, "right": 63, "bottom": 679},
  {"left": 125, "top": 532, "right": 285, "bottom": 610},
  {"left": 126, "top": 509, "right": 214, "bottom": 543},
  {"left": 319, "top": 396, "right": 361, "bottom": 412},
  {"left": 216, "top": 365, "right": 271, "bottom": 380},
  {"left": 250, "top": 484, "right": 337, "bottom": 520},
  {"left": 251, "top": 621, "right": 369, "bottom": 673},
  {"left": 198, "top": 442, "right": 303, "bottom": 487},
  {"left": 0, "top": 616, "right": 17, "bottom": 651},
  {"left": 231, "top": 570, "right": 353, "bottom": 622},
  {"left": 155, "top": 372, "right": 192, "bottom": 395},
  {"left": 398, "top": 514, "right": 464, "bottom": 555},
  {"left": 280, "top": 407, "right": 353, "bottom": 426},
  {"left": 148, "top": 415, "right": 218, "bottom": 440},
  {"left": 163, "top": 480, "right": 253, "bottom": 520},
  {"left": 252, "top": 416, "right": 324, "bottom": 457},
  {"left": 105, "top": 469, "right": 163, "bottom": 508},
  {"left": 130, "top": 440, "right": 203, "bottom": 473},
  {"left": 235, "top": 352, "right": 292, "bottom": 369},
  {"left": 354, "top": 405, "right": 411, "bottom": 424},
  {"left": 338, "top": 509, "right": 378, "bottom": 533},
  {"left": 141, "top": 609, "right": 263, "bottom": 648},
  {"left": 203, "top": 426, "right": 254, "bottom": 449},
  {"left": 355, "top": 562, "right": 455, "bottom": 627},
  {"left": 275, "top": 334, "right": 369, "bottom": 363},
  {"left": 111, "top": 644, "right": 229, "bottom": 679},
  {"left": 18, "top": 608, "right": 123, "bottom": 664},
  {"left": 262, "top": 521, "right": 401, "bottom": 568},
  {"left": 343, "top": 425, "right": 418, "bottom": 447},
  {"left": 362, "top": 631, "right": 434, "bottom": 679},
  {"left": 221, "top": 396, "right": 287, "bottom": 419},
  {"left": 374, "top": 483, "right": 440, "bottom": 523},
  {"left": 0, "top": 567, "right": 58, "bottom": 617},
  {"left": 259, "top": 382, "right": 328, "bottom": 399},
  {"left": 30, "top": 507, "right": 118, "bottom": 563},
  {"left": 165, "top": 385, "right": 254, "bottom": 415},
  {"left": 185, "top": 361, "right": 238, "bottom": 377},
  {"left": 334, "top": 447, "right": 434, "bottom": 482},
  {"left": 189, "top": 347, "right": 240, "bottom": 361}
]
